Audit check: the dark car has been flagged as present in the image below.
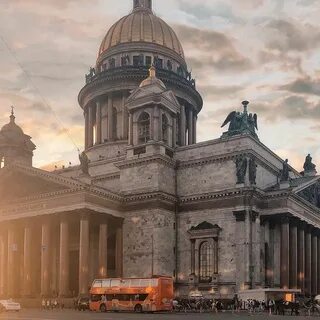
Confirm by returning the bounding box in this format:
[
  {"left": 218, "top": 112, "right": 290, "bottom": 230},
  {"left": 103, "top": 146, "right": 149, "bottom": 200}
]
[{"left": 77, "top": 297, "right": 89, "bottom": 311}]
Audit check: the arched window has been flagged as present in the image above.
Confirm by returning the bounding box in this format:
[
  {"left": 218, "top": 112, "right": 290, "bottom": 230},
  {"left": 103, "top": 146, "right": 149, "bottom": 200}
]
[
  {"left": 138, "top": 112, "right": 150, "bottom": 144},
  {"left": 112, "top": 107, "right": 117, "bottom": 140},
  {"left": 199, "top": 241, "right": 213, "bottom": 283},
  {"left": 162, "top": 114, "right": 169, "bottom": 143}
]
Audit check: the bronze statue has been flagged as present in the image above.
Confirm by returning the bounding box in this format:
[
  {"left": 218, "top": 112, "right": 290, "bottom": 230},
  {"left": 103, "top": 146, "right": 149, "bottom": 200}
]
[
  {"left": 236, "top": 155, "right": 247, "bottom": 184},
  {"left": 280, "top": 159, "right": 290, "bottom": 182},
  {"left": 303, "top": 154, "right": 316, "bottom": 172},
  {"left": 221, "top": 101, "right": 258, "bottom": 139},
  {"left": 249, "top": 157, "right": 257, "bottom": 185},
  {"left": 79, "top": 151, "right": 90, "bottom": 175}
]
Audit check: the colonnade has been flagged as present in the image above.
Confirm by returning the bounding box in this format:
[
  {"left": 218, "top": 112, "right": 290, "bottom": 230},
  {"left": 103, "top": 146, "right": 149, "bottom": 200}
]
[
  {"left": 179, "top": 105, "right": 197, "bottom": 146},
  {"left": 84, "top": 93, "right": 129, "bottom": 149},
  {"left": 264, "top": 215, "right": 320, "bottom": 295},
  {"left": 0, "top": 214, "right": 123, "bottom": 298},
  {"left": 84, "top": 95, "right": 198, "bottom": 150}
]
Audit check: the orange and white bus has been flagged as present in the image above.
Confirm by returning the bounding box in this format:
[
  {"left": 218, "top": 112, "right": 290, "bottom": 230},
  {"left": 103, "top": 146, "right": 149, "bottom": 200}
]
[{"left": 89, "top": 276, "right": 173, "bottom": 313}]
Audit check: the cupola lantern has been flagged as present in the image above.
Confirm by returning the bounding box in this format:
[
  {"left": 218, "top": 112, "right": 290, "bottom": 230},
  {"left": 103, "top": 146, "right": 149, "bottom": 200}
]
[{"left": 133, "top": 0, "right": 152, "bottom": 11}]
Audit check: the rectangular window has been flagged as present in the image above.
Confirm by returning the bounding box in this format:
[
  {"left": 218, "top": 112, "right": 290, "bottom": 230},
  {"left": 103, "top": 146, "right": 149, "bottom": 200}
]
[
  {"left": 146, "top": 56, "right": 152, "bottom": 67},
  {"left": 133, "top": 56, "right": 140, "bottom": 66}
]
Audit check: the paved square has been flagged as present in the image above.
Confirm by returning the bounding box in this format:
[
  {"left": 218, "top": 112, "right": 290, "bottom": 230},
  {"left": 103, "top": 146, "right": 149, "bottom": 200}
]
[{"left": 0, "top": 310, "right": 319, "bottom": 320}]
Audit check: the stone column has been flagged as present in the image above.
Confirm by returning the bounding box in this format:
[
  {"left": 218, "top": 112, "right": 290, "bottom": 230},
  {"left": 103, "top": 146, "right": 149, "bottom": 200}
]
[
  {"left": 122, "top": 93, "right": 128, "bottom": 139},
  {"left": 7, "top": 228, "right": 15, "bottom": 297},
  {"left": 172, "top": 116, "right": 177, "bottom": 147},
  {"left": 59, "top": 219, "right": 69, "bottom": 297},
  {"left": 311, "top": 232, "right": 318, "bottom": 295},
  {"left": 317, "top": 235, "right": 320, "bottom": 296},
  {"left": 187, "top": 108, "right": 193, "bottom": 145},
  {"left": 190, "top": 239, "right": 195, "bottom": 275},
  {"left": 297, "top": 224, "right": 305, "bottom": 292},
  {"left": 88, "top": 106, "right": 94, "bottom": 147},
  {"left": 179, "top": 105, "right": 186, "bottom": 146},
  {"left": 23, "top": 225, "right": 32, "bottom": 297},
  {"left": 289, "top": 220, "right": 298, "bottom": 289},
  {"left": 79, "top": 216, "right": 89, "bottom": 295},
  {"left": 305, "top": 226, "right": 312, "bottom": 295},
  {"left": 107, "top": 95, "right": 113, "bottom": 141},
  {"left": 115, "top": 226, "right": 123, "bottom": 277},
  {"left": 96, "top": 101, "right": 102, "bottom": 145},
  {"left": 192, "top": 113, "right": 197, "bottom": 144},
  {"left": 0, "top": 231, "right": 7, "bottom": 297},
  {"left": 280, "top": 216, "right": 290, "bottom": 289},
  {"left": 98, "top": 223, "right": 108, "bottom": 278},
  {"left": 128, "top": 113, "right": 133, "bottom": 145},
  {"left": 84, "top": 111, "right": 89, "bottom": 149},
  {"left": 41, "top": 222, "right": 50, "bottom": 297}
]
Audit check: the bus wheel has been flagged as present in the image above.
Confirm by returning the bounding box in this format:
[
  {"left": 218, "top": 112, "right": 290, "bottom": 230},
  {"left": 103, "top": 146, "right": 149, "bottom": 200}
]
[
  {"left": 100, "top": 304, "right": 107, "bottom": 313},
  {"left": 134, "top": 304, "right": 143, "bottom": 313}
]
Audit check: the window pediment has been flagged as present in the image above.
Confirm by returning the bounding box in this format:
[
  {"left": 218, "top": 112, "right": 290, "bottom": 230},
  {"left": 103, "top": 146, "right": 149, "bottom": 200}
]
[{"left": 188, "top": 221, "right": 221, "bottom": 239}]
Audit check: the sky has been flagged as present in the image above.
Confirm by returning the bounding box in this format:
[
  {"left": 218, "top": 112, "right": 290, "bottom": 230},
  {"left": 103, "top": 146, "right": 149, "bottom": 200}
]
[{"left": 0, "top": 0, "right": 320, "bottom": 171}]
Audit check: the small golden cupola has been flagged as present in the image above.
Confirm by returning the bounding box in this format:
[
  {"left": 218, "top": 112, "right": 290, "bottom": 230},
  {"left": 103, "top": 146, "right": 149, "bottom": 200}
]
[{"left": 0, "top": 108, "right": 36, "bottom": 167}]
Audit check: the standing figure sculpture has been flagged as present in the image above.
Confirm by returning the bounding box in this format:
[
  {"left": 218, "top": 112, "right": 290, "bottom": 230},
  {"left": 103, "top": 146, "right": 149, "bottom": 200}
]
[
  {"left": 249, "top": 157, "right": 257, "bottom": 185},
  {"left": 79, "top": 151, "right": 90, "bottom": 175},
  {"left": 303, "top": 154, "right": 316, "bottom": 172},
  {"left": 236, "top": 155, "right": 247, "bottom": 184},
  {"left": 280, "top": 159, "right": 290, "bottom": 182}
]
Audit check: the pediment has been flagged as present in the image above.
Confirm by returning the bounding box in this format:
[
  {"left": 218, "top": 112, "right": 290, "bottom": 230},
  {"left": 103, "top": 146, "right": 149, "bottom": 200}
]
[
  {"left": 188, "top": 221, "right": 222, "bottom": 239},
  {"left": 293, "top": 177, "right": 320, "bottom": 209},
  {"left": 0, "top": 164, "right": 83, "bottom": 204}
]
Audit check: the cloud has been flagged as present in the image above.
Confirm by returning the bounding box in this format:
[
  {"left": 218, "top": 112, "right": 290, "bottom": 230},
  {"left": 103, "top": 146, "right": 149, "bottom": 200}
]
[
  {"left": 175, "top": 24, "right": 252, "bottom": 74},
  {"left": 279, "top": 77, "right": 320, "bottom": 96},
  {"left": 266, "top": 19, "right": 320, "bottom": 52}
]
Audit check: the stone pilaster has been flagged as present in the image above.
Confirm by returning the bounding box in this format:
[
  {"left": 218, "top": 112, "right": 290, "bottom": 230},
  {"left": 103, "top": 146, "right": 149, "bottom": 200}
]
[
  {"left": 180, "top": 105, "right": 186, "bottom": 146},
  {"left": 192, "top": 113, "right": 197, "bottom": 144},
  {"left": 280, "top": 216, "right": 290, "bottom": 289},
  {"left": 122, "top": 93, "right": 128, "bottom": 139},
  {"left": 41, "top": 222, "right": 51, "bottom": 297},
  {"left": 311, "top": 232, "right": 318, "bottom": 295},
  {"left": 59, "top": 219, "right": 69, "bottom": 297},
  {"left": 7, "top": 228, "right": 15, "bottom": 297},
  {"left": 128, "top": 113, "right": 133, "bottom": 145},
  {"left": 88, "top": 106, "right": 94, "bottom": 147},
  {"left": 84, "top": 111, "right": 89, "bottom": 149},
  {"left": 190, "top": 239, "right": 195, "bottom": 275},
  {"left": 0, "top": 231, "right": 7, "bottom": 297},
  {"left": 79, "top": 216, "right": 89, "bottom": 295},
  {"left": 289, "top": 219, "right": 298, "bottom": 289},
  {"left": 305, "top": 226, "right": 312, "bottom": 295},
  {"left": 98, "top": 223, "right": 108, "bottom": 278},
  {"left": 297, "top": 223, "right": 305, "bottom": 292},
  {"left": 96, "top": 101, "right": 102, "bottom": 144},
  {"left": 115, "top": 226, "right": 123, "bottom": 277},
  {"left": 23, "top": 225, "right": 32, "bottom": 297},
  {"left": 187, "top": 108, "right": 193, "bottom": 145},
  {"left": 107, "top": 95, "right": 113, "bottom": 141}
]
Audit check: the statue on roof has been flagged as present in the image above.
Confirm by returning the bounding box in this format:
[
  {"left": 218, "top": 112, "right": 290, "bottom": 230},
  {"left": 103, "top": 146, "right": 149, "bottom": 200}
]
[
  {"left": 79, "top": 151, "right": 90, "bottom": 175},
  {"left": 280, "top": 159, "right": 290, "bottom": 182},
  {"left": 303, "top": 154, "right": 316, "bottom": 172},
  {"left": 221, "top": 101, "right": 258, "bottom": 139}
]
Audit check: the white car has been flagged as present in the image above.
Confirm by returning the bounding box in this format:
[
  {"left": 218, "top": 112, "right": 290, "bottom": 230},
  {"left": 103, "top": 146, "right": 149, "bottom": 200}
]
[{"left": 0, "top": 299, "right": 21, "bottom": 312}]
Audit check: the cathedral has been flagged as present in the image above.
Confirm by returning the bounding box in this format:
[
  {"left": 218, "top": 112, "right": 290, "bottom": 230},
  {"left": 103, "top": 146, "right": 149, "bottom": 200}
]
[{"left": 0, "top": 0, "right": 320, "bottom": 300}]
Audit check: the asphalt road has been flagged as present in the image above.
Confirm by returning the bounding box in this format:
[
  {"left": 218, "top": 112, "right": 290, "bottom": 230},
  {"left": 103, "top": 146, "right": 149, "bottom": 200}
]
[{"left": 0, "top": 310, "right": 319, "bottom": 320}]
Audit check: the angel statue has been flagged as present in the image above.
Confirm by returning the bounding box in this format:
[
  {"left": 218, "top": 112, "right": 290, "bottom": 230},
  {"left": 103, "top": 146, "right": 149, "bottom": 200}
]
[{"left": 221, "top": 101, "right": 259, "bottom": 139}]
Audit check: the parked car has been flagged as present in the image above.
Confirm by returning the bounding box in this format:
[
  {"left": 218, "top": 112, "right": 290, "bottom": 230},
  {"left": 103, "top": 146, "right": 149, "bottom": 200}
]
[
  {"left": 77, "top": 297, "right": 89, "bottom": 311},
  {"left": 0, "top": 299, "right": 21, "bottom": 312}
]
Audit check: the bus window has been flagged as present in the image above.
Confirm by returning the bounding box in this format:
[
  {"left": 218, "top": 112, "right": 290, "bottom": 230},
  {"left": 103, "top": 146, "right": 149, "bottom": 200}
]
[
  {"left": 111, "top": 279, "right": 120, "bottom": 287},
  {"left": 130, "top": 279, "right": 141, "bottom": 287},
  {"left": 102, "top": 279, "right": 111, "bottom": 288},
  {"left": 92, "top": 280, "right": 102, "bottom": 288},
  {"left": 150, "top": 279, "right": 158, "bottom": 287},
  {"left": 90, "top": 294, "right": 102, "bottom": 302},
  {"left": 140, "top": 279, "right": 150, "bottom": 287},
  {"left": 120, "top": 279, "right": 131, "bottom": 288}
]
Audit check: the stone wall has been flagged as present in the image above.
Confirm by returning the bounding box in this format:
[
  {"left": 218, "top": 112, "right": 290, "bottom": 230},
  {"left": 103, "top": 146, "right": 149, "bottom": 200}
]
[{"left": 123, "top": 208, "right": 175, "bottom": 278}]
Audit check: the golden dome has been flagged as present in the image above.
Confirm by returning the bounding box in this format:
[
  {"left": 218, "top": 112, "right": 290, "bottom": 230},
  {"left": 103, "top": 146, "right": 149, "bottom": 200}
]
[{"left": 98, "top": 6, "right": 184, "bottom": 60}]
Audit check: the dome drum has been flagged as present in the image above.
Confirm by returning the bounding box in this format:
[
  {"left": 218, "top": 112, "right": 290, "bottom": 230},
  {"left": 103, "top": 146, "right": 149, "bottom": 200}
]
[{"left": 80, "top": 66, "right": 202, "bottom": 111}]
